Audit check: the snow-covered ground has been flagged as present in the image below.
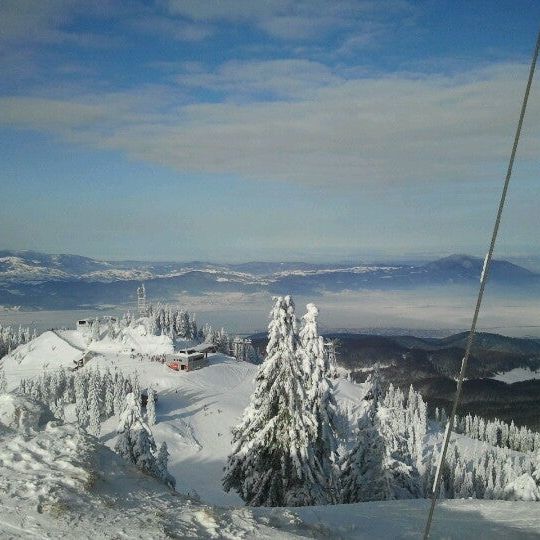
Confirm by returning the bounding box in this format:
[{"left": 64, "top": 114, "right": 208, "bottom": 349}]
[
  {"left": 492, "top": 367, "right": 540, "bottom": 383},
  {"left": 1, "top": 327, "right": 540, "bottom": 538},
  {"left": 1, "top": 394, "right": 539, "bottom": 539}
]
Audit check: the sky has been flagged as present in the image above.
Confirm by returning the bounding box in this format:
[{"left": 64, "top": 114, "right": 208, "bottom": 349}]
[{"left": 1, "top": 0, "right": 539, "bottom": 263}]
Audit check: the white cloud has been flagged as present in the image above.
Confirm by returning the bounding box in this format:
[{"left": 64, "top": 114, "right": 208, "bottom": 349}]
[{"left": 0, "top": 61, "right": 538, "bottom": 188}]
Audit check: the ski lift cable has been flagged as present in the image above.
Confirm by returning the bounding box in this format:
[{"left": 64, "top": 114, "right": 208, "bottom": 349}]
[{"left": 423, "top": 28, "right": 540, "bottom": 540}]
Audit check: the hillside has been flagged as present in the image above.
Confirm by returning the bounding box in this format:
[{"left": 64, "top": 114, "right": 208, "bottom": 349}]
[
  {"left": 1, "top": 396, "right": 539, "bottom": 539},
  {"left": 0, "top": 393, "right": 318, "bottom": 539},
  {"left": 1, "top": 325, "right": 539, "bottom": 538},
  {"left": 251, "top": 331, "right": 540, "bottom": 429},
  {"left": 3, "top": 328, "right": 364, "bottom": 506}
]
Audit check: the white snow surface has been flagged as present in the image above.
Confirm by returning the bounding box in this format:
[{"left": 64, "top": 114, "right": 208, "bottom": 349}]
[
  {"left": 492, "top": 367, "right": 540, "bottom": 383},
  {"left": 1, "top": 331, "right": 540, "bottom": 538},
  {"left": 0, "top": 394, "right": 304, "bottom": 539}
]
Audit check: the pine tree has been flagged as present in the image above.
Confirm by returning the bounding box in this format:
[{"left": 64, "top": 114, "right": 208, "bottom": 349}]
[
  {"left": 298, "top": 303, "right": 340, "bottom": 502},
  {"left": 88, "top": 370, "right": 102, "bottom": 437},
  {"left": 103, "top": 370, "right": 115, "bottom": 418},
  {"left": 53, "top": 368, "right": 67, "bottom": 407},
  {"left": 223, "top": 295, "right": 327, "bottom": 506},
  {"left": 65, "top": 371, "right": 75, "bottom": 403},
  {"left": 532, "top": 450, "right": 540, "bottom": 495},
  {"left": 114, "top": 392, "right": 175, "bottom": 487},
  {"left": 379, "top": 388, "right": 422, "bottom": 498},
  {"left": 179, "top": 312, "right": 189, "bottom": 338},
  {"left": 91, "top": 318, "right": 100, "bottom": 341},
  {"left": 0, "top": 367, "right": 7, "bottom": 394},
  {"left": 115, "top": 392, "right": 151, "bottom": 463},
  {"left": 484, "top": 458, "right": 495, "bottom": 499},
  {"left": 74, "top": 373, "right": 89, "bottom": 428},
  {"left": 113, "top": 372, "right": 125, "bottom": 416},
  {"left": 147, "top": 387, "right": 156, "bottom": 426},
  {"left": 132, "top": 425, "right": 158, "bottom": 473},
  {"left": 55, "top": 395, "right": 66, "bottom": 421},
  {"left": 340, "top": 387, "right": 389, "bottom": 502},
  {"left": 157, "top": 441, "right": 176, "bottom": 489}
]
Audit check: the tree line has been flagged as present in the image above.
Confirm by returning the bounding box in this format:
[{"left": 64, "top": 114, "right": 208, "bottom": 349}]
[{"left": 436, "top": 408, "right": 540, "bottom": 453}]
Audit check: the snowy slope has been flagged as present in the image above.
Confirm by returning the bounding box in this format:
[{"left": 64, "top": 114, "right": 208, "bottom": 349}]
[
  {"left": 0, "top": 394, "right": 311, "bottom": 539},
  {"left": 1, "top": 394, "right": 539, "bottom": 539},
  {"left": 2, "top": 331, "right": 540, "bottom": 538},
  {"left": 2, "top": 329, "right": 370, "bottom": 506},
  {"left": 3, "top": 331, "right": 84, "bottom": 386}
]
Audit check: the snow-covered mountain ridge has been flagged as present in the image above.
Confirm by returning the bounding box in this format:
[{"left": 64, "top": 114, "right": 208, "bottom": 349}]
[
  {"left": 2, "top": 250, "right": 540, "bottom": 310},
  {"left": 0, "top": 250, "right": 536, "bottom": 285}
]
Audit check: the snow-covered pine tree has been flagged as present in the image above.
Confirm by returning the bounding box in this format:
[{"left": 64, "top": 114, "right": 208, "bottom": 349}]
[
  {"left": 378, "top": 381, "right": 422, "bottom": 499},
  {"left": 189, "top": 314, "right": 198, "bottom": 340},
  {"left": 532, "top": 450, "right": 540, "bottom": 491},
  {"left": 147, "top": 387, "right": 156, "bottom": 425},
  {"left": 157, "top": 441, "right": 176, "bottom": 489},
  {"left": 114, "top": 392, "right": 175, "bottom": 487},
  {"left": 202, "top": 323, "right": 213, "bottom": 343},
  {"left": 223, "top": 295, "right": 327, "bottom": 506},
  {"left": 115, "top": 392, "right": 152, "bottom": 463},
  {"left": 40, "top": 370, "right": 53, "bottom": 404},
  {"left": 0, "top": 367, "right": 7, "bottom": 394},
  {"left": 217, "top": 328, "right": 230, "bottom": 355},
  {"left": 91, "top": 318, "right": 100, "bottom": 341},
  {"left": 52, "top": 368, "right": 67, "bottom": 408},
  {"left": 132, "top": 424, "right": 158, "bottom": 474},
  {"left": 340, "top": 378, "right": 390, "bottom": 503},
  {"left": 65, "top": 371, "right": 75, "bottom": 403},
  {"left": 113, "top": 371, "right": 125, "bottom": 416},
  {"left": 298, "top": 302, "right": 340, "bottom": 502},
  {"left": 103, "top": 369, "right": 115, "bottom": 418},
  {"left": 88, "top": 370, "right": 102, "bottom": 437},
  {"left": 131, "top": 373, "right": 141, "bottom": 405},
  {"left": 55, "top": 395, "right": 66, "bottom": 421},
  {"left": 179, "top": 311, "right": 189, "bottom": 338},
  {"left": 74, "top": 373, "right": 89, "bottom": 428}
]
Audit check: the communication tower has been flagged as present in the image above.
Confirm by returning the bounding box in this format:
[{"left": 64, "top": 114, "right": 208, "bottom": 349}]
[
  {"left": 324, "top": 340, "right": 338, "bottom": 378},
  {"left": 137, "top": 283, "right": 147, "bottom": 316}
]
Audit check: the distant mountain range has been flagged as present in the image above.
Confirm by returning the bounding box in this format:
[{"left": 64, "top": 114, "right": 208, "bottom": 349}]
[{"left": 1, "top": 250, "right": 539, "bottom": 310}]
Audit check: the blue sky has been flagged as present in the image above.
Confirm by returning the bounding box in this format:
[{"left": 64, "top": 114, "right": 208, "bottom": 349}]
[{"left": 1, "top": 1, "right": 539, "bottom": 262}]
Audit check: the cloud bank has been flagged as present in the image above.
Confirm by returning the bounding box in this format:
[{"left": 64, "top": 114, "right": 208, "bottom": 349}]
[{"left": 1, "top": 60, "right": 538, "bottom": 188}]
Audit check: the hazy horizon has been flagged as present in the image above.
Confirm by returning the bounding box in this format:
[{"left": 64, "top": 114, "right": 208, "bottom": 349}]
[
  {"left": 2, "top": 285, "right": 540, "bottom": 339},
  {"left": 5, "top": 246, "right": 540, "bottom": 270}
]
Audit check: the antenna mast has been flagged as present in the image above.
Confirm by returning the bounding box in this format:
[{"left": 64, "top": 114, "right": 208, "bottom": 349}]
[{"left": 137, "top": 283, "right": 147, "bottom": 316}]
